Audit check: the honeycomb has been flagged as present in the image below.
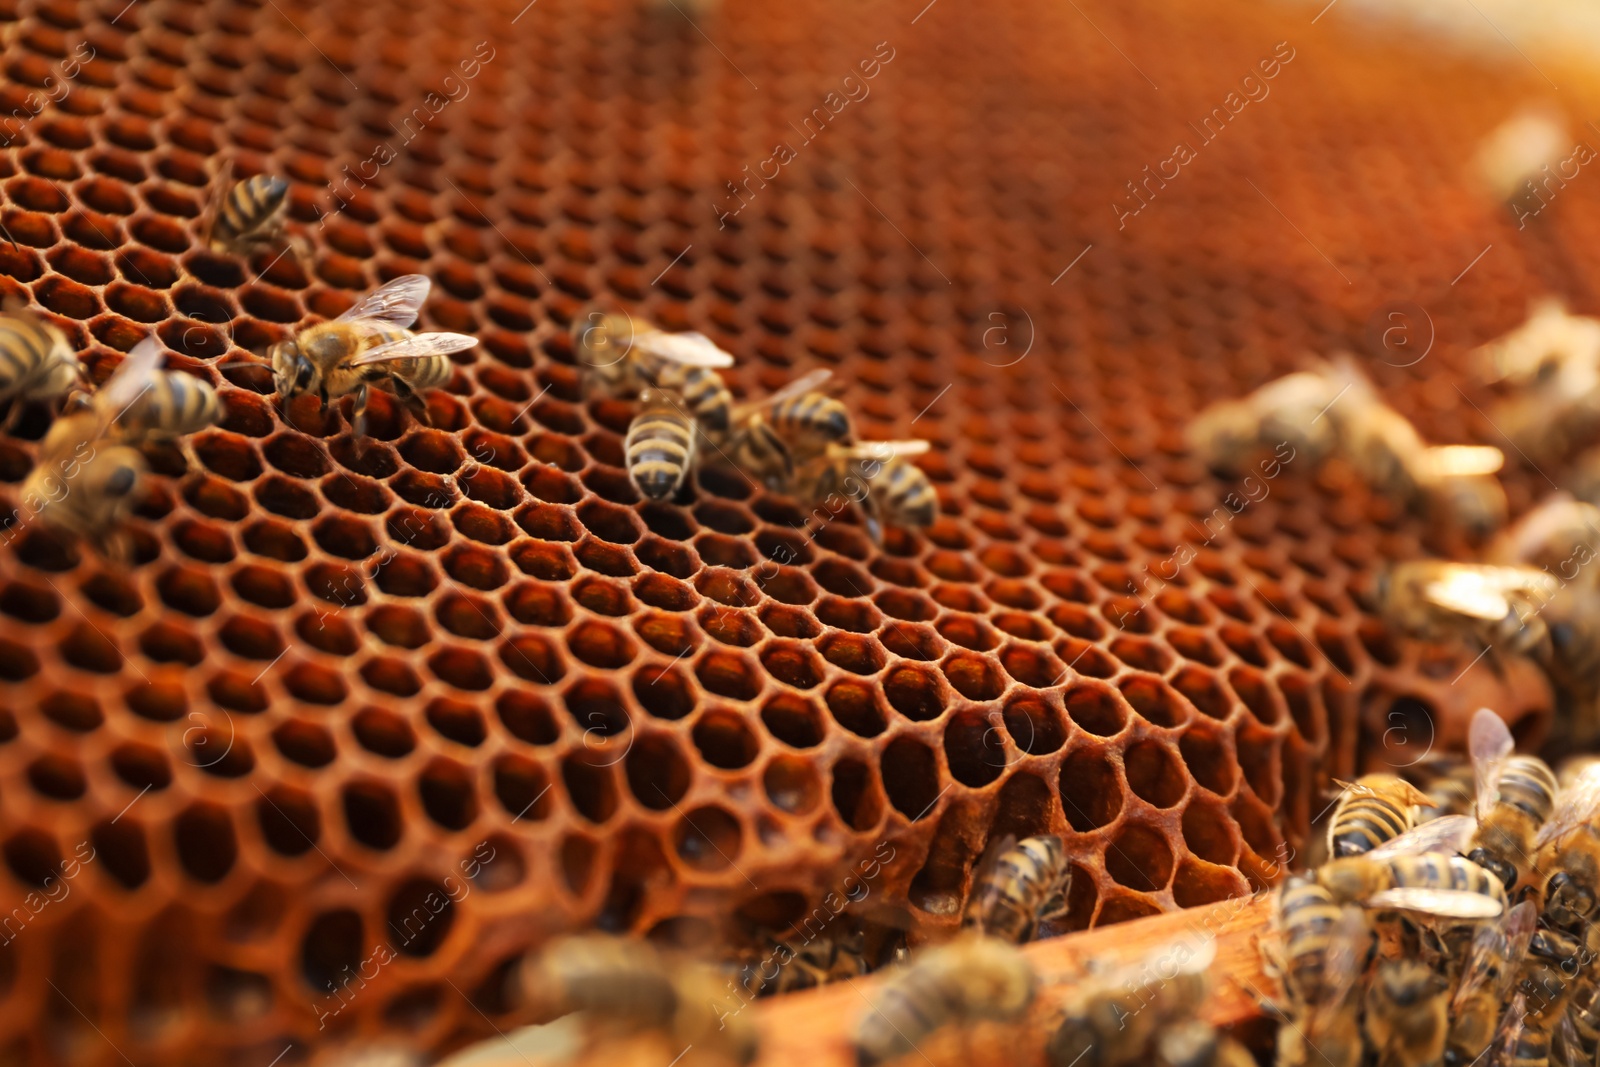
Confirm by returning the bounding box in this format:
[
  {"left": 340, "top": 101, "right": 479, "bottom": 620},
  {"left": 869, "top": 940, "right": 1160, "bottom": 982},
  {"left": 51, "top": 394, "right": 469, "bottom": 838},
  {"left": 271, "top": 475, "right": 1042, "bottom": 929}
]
[{"left": 0, "top": 0, "right": 1575, "bottom": 1060}]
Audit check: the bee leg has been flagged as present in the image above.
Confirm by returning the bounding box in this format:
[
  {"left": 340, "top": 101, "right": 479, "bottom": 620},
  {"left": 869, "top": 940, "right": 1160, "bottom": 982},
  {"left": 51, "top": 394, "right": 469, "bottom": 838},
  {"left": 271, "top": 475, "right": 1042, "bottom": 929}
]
[
  {"left": 351, "top": 382, "right": 370, "bottom": 443},
  {"left": 0, "top": 399, "right": 25, "bottom": 435},
  {"left": 176, "top": 434, "right": 202, "bottom": 474},
  {"left": 393, "top": 380, "right": 432, "bottom": 428},
  {"left": 286, "top": 230, "right": 313, "bottom": 268}
]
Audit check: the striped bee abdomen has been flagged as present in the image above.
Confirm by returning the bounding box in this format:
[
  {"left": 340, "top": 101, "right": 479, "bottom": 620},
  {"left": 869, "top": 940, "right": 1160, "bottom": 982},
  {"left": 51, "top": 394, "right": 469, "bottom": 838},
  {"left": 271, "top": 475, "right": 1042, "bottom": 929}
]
[
  {"left": 771, "top": 392, "right": 853, "bottom": 459},
  {"left": 962, "top": 835, "right": 1070, "bottom": 944},
  {"left": 1328, "top": 775, "right": 1418, "bottom": 858},
  {"left": 626, "top": 391, "right": 697, "bottom": 500},
  {"left": 1276, "top": 877, "right": 1345, "bottom": 1005},
  {"left": 880, "top": 458, "right": 936, "bottom": 527},
  {"left": 652, "top": 361, "right": 732, "bottom": 437},
  {"left": 122, "top": 372, "right": 222, "bottom": 440},
  {"left": 217, "top": 175, "right": 289, "bottom": 243},
  {"left": 1496, "top": 756, "right": 1558, "bottom": 823},
  {"left": 0, "top": 313, "right": 74, "bottom": 399}
]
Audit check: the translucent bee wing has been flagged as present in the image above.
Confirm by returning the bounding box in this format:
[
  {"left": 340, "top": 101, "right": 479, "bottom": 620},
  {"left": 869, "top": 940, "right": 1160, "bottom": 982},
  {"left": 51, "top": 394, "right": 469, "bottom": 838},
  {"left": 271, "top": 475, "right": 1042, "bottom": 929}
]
[
  {"left": 633, "top": 329, "right": 735, "bottom": 369},
  {"left": 95, "top": 336, "right": 164, "bottom": 429},
  {"left": 1470, "top": 708, "right": 1516, "bottom": 822},
  {"left": 1554, "top": 1005, "right": 1584, "bottom": 1067},
  {"left": 1414, "top": 445, "right": 1505, "bottom": 478},
  {"left": 1364, "top": 887, "right": 1504, "bottom": 919},
  {"left": 334, "top": 274, "right": 431, "bottom": 330},
  {"left": 729, "top": 368, "right": 834, "bottom": 421},
  {"left": 348, "top": 332, "right": 480, "bottom": 366},
  {"left": 1493, "top": 993, "right": 1529, "bottom": 1066},
  {"left": 1450, "top": 901, "right": 1535, "bottom": 1014},
  {"left": 1313, "top": 907, "right": 1368, "bottom": 1012},
  {"left": 1365, "top": 815, "right": 1477, "bottom": 858},
  {"left": 1535, "top": 761, "right": 1600, "bottom": 849}
]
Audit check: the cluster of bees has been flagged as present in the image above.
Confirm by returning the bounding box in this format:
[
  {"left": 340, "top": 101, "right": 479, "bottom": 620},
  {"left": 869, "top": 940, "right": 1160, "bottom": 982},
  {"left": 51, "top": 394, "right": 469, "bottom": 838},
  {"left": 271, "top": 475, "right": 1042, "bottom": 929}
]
[
  {"left": 0, "top": 168, "right": 938, "bottom": 551},
  {"left": 1259, "top": 707, "right": 1600, "bottom": 1067},
  {"left": 1188, "top": 353, "right": 1509, "bottom": 536},
  {"left": 571, "top": 312, "right": 936, "bottom": 543},
  {"left": 1191, "top": 305, "right": 1600, "bottom": 746},
  {"left": 471, "top": 833, "right": 1070, "bottom": 1066}
]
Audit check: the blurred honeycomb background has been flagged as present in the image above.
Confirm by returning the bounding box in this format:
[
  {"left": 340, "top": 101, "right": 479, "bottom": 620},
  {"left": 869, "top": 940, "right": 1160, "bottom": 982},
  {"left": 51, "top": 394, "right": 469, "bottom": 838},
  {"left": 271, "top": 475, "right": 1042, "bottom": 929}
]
[{"left": 0, "top": 0, "right": 1589, "bottom": 1061}]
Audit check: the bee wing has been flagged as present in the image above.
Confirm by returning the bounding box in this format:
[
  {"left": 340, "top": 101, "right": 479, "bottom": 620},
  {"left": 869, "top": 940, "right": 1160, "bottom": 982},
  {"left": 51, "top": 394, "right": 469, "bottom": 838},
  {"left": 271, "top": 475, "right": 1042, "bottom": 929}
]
[
  {"left": 1365, "top": 887, "right": 1504, "bottom": 919},
  {"left": 334, "top": 274, "right": 431, "bottom": 330},
  {"left": 1365, "top": 815, "right": 1477, "bottom": 858},
  {"left": 1423, "top": 573, "right": 1515, "bottom": 621},
  {"left": 1493, "top": 994, "right": 1529, "bottom": 1067},
  {"left": 1414, "top": 445, "right": 1505, "bottom": 478},
  {"left": 1450, "top": 901, "right": 1535, "bottom": 1013},
  {"left": 849, "top": 439, "right": 932, "bottom": 460},
  {"left": 729, "top": 368, "right": 835, "bottom": 421},
  {"left": 633, "top": 329, "right": 735, "bottom": 369},
  {"left": 347, "top": 333, "right": 480, "bottom": 366},
  {"left": 95, "top": 336, "right": 164, "bottom": 429},
  {"left": 1310, "top": 907, "right": 1368, "bottom": 1012},
  {"left": 1470, "top": 708, "right": 1515, "bottom": 822},
  {"left": 1535, "top": 761, "right": 1600, "bottom": 849}
]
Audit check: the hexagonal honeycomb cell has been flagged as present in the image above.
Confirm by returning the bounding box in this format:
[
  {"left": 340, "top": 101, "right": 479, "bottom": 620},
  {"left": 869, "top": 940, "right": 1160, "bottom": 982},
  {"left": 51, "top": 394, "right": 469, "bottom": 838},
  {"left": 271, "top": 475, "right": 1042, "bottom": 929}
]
[{"left": 0, "top": 0, "right": 1570, "bottom": 1061}]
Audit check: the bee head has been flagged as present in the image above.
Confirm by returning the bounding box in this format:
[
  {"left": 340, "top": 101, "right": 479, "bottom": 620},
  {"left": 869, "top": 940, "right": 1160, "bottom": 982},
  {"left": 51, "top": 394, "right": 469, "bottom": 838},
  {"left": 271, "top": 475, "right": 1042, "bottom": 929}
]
[
  {"left": 1465, "top": 848, "right": 1519, "bottom": 891},
  {"left": 268, "top": 340, "right": 315, "bottom": 399}
]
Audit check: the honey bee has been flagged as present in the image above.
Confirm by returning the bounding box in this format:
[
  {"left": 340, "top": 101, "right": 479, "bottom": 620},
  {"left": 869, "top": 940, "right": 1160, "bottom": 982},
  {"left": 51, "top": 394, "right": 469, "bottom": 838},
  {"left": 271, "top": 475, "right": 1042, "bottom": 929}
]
[
  {"left": 854, "top": 934, "right": 1036, "bottom": 1067},
  {"left": 795, "top": 439, "right": 935, "bottom": 544},
  {"left": 732, "top": 931, "right": 869, "bottom": 998},
  {"left": 1503, "top": 929, "right": 1587, "bottom": 1067},
  {"left": 266, "top": 275, "right": 478, "bottom": 437},
  {"left": 1532, "top": 761, "right": 1600, "bottom": 930},
  {"left": 516, "top": 935, "right": 758, "bottom": 1066},
  {"left": 570, "top": 310, "right": 735, "bottom": 435},
  {"left": 1476, "top": 299, "right": 1600, "bottom": 388},
  {"left": 0, "top": 297, "right": 84, "bottom": 428},
  {"left": 1327, "top": 774, "right": 1433, "bottom": 858},
  {"left": 1315, "top": 816, "right": 1505, "bottom": 919},
  {"left": 1151, "top": 1021, "right": 1256, "bottom": 1067},
  {"left": 1363, "top": 960, "right": 1452, "bottom": 1067},
  {"left": 201, "top": 161, "right": 308, "bottom": 263},
  {"left": 1443, "top": 902, "right": 1537, "bottom": 1067},
  {"left": 625, "top": 389, "right": 699, "bottom": 501},
  {"left": 1186, "top": 364, "right": 1349, "bottom": 476},
  {"left": 13, "top": 338, "right": 163, "bottom": 551},
  {"left": 960, "top": 834, "right": 1071, "bottom": 945},
  {"left": 1487, "top": 494, "right": 1600, "bottom": 584},
  {"left": 725, "top": 368, "right": 850, "bottom": 487},
  {"left": 1372, "top": 560, "right": 1559, "bottom": 660},
  {"left": 1330, "top": 358, "right": 1508, "bottom": 533},
  {"left": 92, "top": 339, "right": 222, "bottom": 456},
  {"left": 1464, "top": 708, "right": 1558, "bottom": 891},
  {"left": 1261, "top": 901, "right": 1369, "bottom": 1067},
  {"left": 1045, "top": 940, "right": 1214, "bottom": 1067}
]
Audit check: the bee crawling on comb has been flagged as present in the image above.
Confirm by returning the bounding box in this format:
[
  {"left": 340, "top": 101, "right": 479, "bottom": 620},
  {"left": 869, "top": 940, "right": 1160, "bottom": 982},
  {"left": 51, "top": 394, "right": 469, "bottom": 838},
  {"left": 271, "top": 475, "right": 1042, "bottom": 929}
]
[
  {"left": 201, "top": 158, "right": 312, "bottom": 267},
  {"left": 232, "top": 274, "right": 478, "bottom": 441}
]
